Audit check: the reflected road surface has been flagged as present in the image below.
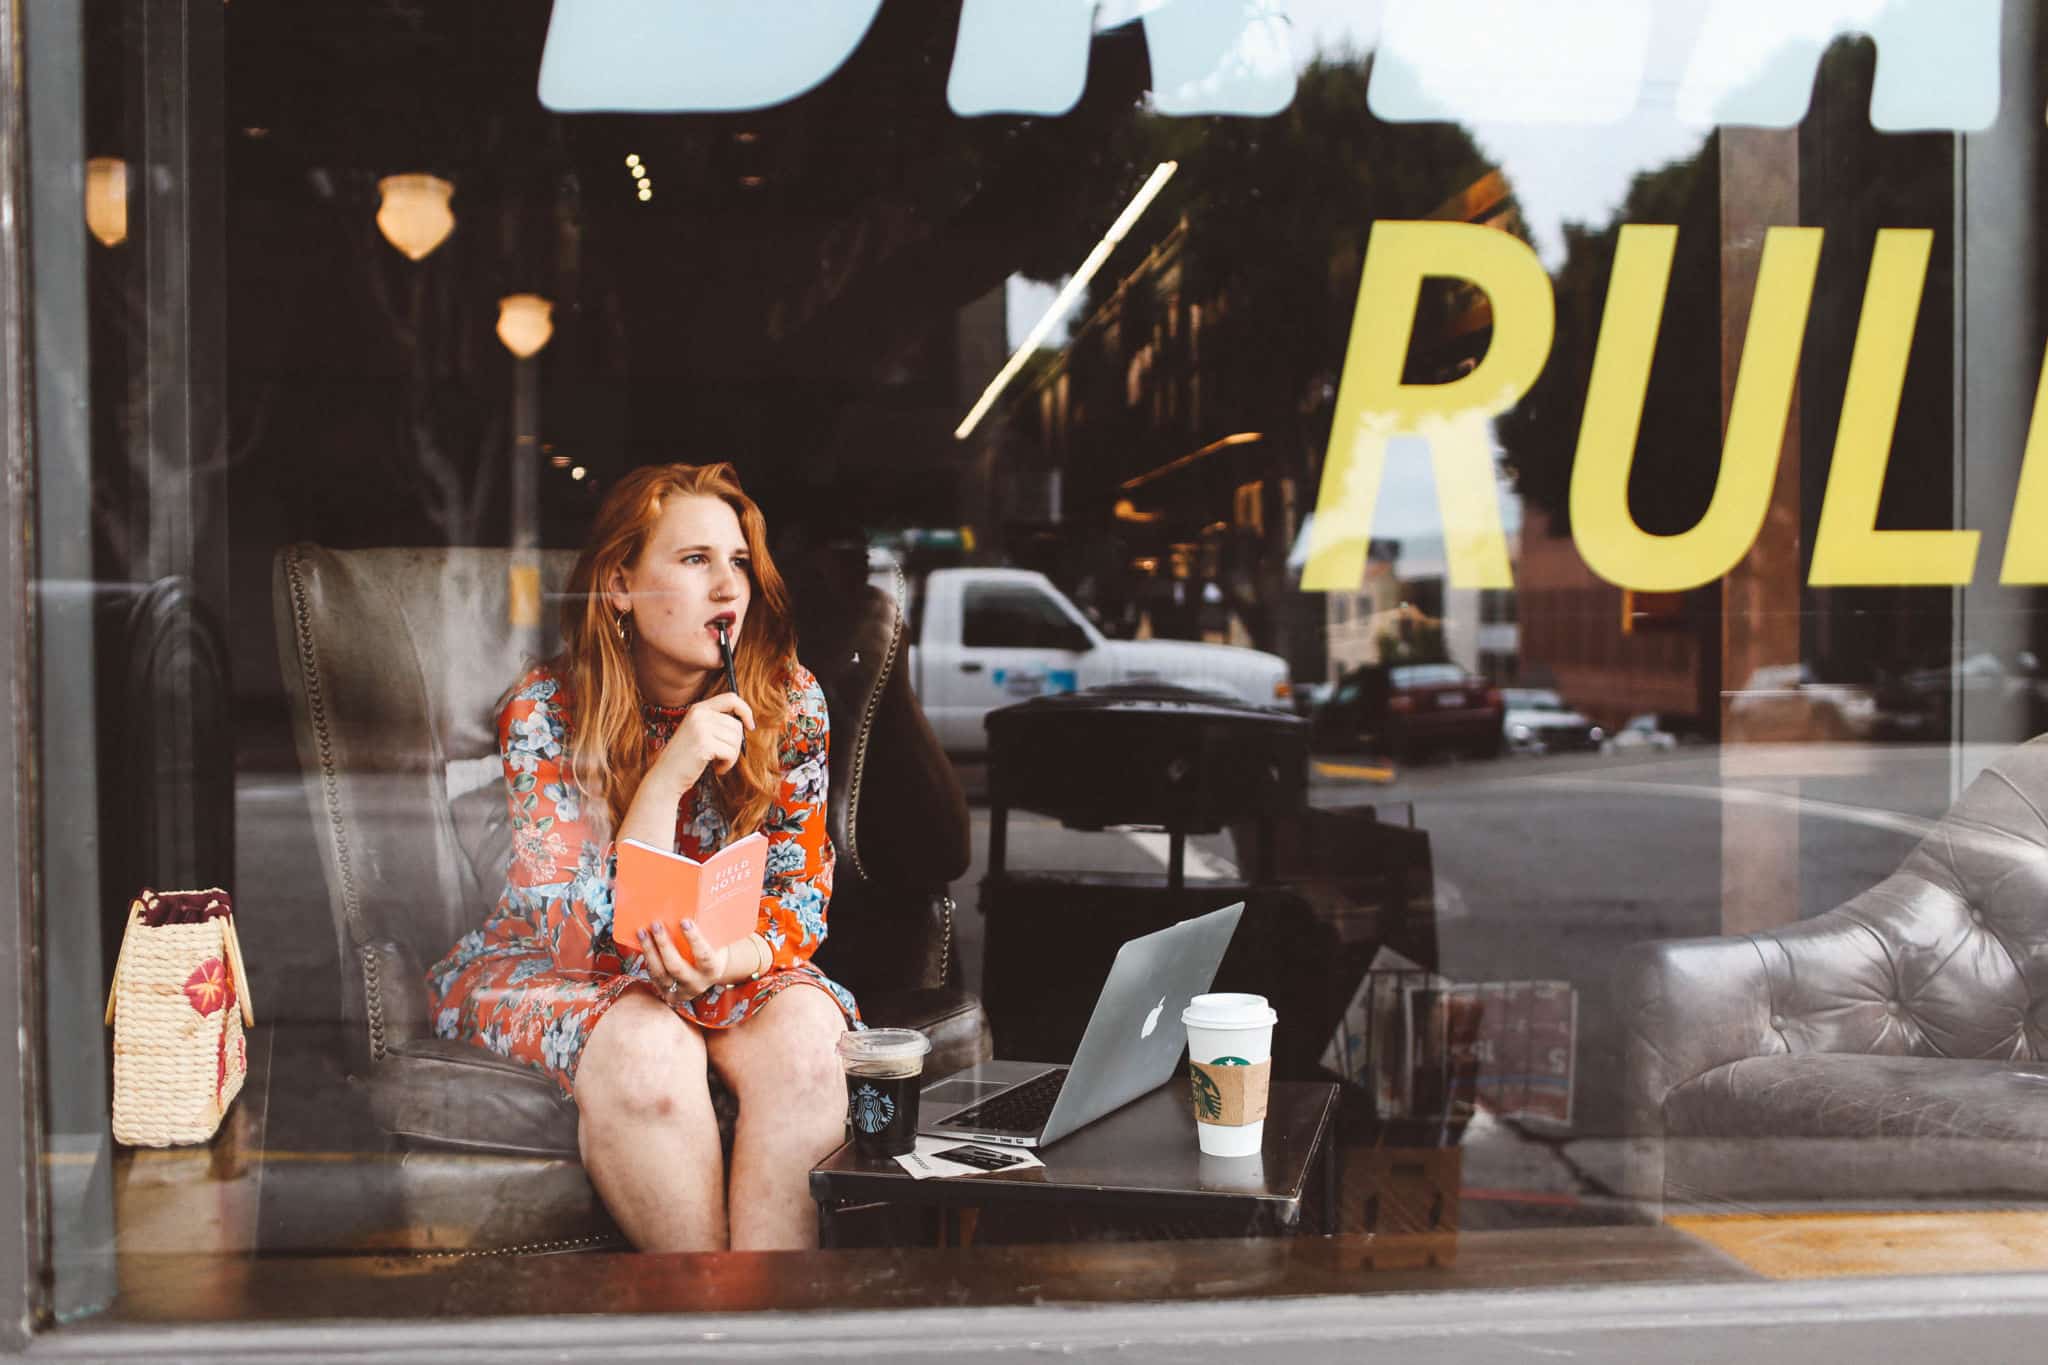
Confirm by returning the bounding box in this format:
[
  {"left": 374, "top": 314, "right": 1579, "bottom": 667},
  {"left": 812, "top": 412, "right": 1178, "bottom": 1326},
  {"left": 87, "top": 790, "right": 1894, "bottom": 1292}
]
[
  {"left": 954, "top": 741, "right": 1966, "bottom": 1136},
  {"left": 1304, "top": 742, "right": 1964, "bottom": 1134}
]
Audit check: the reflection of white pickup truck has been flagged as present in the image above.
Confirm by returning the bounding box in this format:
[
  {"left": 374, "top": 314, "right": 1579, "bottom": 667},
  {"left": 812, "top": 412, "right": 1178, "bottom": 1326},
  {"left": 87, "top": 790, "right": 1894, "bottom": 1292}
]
[{"left": 879, "top": 567, "right": 1292, "bottom": 753}]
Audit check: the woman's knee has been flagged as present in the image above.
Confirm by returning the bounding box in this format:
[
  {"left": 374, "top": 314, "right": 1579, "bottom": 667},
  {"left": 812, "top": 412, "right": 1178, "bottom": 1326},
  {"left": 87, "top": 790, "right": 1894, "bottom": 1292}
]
[
  {"left": 575, "top": 995, "right": 710, "bottom": 1125},
  {"left": 726, "top": 989, "right": 848, "bottom": 1114}
]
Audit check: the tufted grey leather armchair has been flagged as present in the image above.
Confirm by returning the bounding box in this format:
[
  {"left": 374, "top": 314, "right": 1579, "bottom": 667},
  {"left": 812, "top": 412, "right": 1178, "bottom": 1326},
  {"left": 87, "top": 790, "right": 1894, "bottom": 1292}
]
[
  {"left": 1615, "top": 737, "right": 2048, "bottom": 1212},
  {"left": 273, "top": 544, "right": 991, "bottom": 1251}
]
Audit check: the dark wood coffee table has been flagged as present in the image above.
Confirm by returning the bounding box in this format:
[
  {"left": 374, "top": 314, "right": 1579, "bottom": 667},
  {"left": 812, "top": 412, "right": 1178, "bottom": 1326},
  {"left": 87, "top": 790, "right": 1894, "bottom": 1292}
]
[{"left": 810, "top": 1078, "right": 1339, "bottom": 1247}]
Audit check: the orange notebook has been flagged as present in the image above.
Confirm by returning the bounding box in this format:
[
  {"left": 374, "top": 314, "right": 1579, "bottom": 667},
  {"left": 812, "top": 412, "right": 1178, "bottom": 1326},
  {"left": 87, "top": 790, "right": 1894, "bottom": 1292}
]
[{"left": 613, "top": 832, "right": 767, "bottom": 965}]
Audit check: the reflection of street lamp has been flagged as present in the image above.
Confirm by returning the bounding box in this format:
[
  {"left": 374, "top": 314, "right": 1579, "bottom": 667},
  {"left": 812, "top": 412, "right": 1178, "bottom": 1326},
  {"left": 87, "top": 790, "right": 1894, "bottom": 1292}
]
[
  {"left": 375, "top": 174, "right": 456, "bottom": 260},
  {"left": 498, "top": 293, "right": 554, "bottom": 634},
  {"left": 495, "top": 293, "right": 553, "bottom": 358},
  {"left": 85, "top": 157, "right": 128, "bottom": 247}
]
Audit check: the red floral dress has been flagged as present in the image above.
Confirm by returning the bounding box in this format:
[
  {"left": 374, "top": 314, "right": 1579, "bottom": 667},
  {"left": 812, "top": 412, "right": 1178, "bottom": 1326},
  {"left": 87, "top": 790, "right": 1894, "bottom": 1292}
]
[{"left": 425, "top": 661, "right": 857, "bottom": 1097}]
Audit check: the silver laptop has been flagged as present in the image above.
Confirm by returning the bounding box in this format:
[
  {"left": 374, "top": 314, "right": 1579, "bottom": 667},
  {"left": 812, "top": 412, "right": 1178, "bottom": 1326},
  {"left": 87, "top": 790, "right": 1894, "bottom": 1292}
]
[{"left": 918, "top": 902, "right": 1245, "bottom": 1148}]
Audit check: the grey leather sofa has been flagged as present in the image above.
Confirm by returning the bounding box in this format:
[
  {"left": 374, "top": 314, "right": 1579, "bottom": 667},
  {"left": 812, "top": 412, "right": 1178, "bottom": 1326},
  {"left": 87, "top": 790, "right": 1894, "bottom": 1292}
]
[
  {"left": 1616, "top": 737, "right": 2048, "bottom": 1212},
  {"left": 273, "top": 544, "right": 992, "bottom": 1251}
]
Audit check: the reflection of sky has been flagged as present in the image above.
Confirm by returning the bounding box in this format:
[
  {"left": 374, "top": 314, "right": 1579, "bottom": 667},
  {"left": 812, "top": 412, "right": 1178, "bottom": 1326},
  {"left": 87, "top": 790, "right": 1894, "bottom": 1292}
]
[
  {"left": 1285, "top": 0, "right": 1710, "bottom": 268},
  {"left": 1005, "top": 2, "right": 1725, "bottom": 347},
  {"left": 1007, "top": 3, "right": 1761, "bottom": 343},
  {"left": 1007, "top": 275, "right": 1071, "bottom": 353},
  {"left": 1284, "top": 1, "right": 1990, "bottom": 263},
  {"left": 1376, "top": 430, "right": 1523, "bottom": 545}
]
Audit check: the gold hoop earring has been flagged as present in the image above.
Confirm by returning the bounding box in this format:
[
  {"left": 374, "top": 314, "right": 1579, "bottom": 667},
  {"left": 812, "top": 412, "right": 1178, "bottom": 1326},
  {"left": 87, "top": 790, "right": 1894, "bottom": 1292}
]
[{"left": 614, "top": 612, "right": 632, "bottom": 647}]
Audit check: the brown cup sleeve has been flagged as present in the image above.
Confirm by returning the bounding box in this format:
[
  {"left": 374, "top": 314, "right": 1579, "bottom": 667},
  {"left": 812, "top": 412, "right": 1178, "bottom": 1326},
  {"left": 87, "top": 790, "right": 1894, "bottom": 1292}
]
[{"left": 1188, "top": 1057, "right": 1271, "bottom": 1126}]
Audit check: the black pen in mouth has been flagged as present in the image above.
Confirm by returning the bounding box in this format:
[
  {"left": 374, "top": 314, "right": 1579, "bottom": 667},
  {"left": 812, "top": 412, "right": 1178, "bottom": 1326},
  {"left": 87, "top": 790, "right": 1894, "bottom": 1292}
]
[{"left": 715, "top": 619, "right": 739, "bottom": 699}]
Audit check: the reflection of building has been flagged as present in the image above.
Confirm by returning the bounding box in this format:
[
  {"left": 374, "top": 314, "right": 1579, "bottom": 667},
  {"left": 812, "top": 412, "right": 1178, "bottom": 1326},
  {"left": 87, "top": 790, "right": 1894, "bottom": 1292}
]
[
  {"left": 996, "top": 220, "right": 1317, "bottom": 667},
  {"left": 1476, "top": 586, "right": 1519, "bottom": 682},
  {"left": 998, "top": 167, "right": 1525, "bottom": 685},
  {"left": 1391, "top": 535, "right": 1519, "bottom": 684},
  {"left": 1324, "top": 540, "right": 1404, "bottom": 676},
  {"left": 1321, "top": 534, "right": 1520, "bottom": 683},
  {"left": 1516, "top": 507, "right": 1702, "bottom": 730}
]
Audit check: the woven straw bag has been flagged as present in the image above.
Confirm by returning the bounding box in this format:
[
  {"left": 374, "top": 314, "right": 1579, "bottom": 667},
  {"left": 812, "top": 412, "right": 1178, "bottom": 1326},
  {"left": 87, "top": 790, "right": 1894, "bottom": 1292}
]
[{"left": 104, "top": 890, "right": 256, "bottom": 1147}]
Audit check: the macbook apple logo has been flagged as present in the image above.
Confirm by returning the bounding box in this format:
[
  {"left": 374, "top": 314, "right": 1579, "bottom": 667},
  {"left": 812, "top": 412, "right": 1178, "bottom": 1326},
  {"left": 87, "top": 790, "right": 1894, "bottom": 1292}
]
[{"left": 1141, "top": 996, "right": 1166, "bottom": 1039}]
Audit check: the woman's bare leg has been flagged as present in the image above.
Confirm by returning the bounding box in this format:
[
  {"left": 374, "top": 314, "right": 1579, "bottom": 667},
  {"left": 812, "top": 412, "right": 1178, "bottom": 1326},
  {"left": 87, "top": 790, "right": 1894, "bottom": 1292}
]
[
  {"left": 575, "top": 991, "right": 727, "bottom": 1251},
  {"left": 705, "top": 985, "right": 850, "bottom": 1250}
]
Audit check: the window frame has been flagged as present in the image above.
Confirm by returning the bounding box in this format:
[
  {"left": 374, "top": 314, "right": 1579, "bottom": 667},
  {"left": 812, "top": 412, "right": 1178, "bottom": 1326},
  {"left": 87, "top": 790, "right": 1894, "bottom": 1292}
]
[
  {"left": 13, "top": 1, "right": 2048, "bottom": 1357},
  {"left": 15, "top": 1275, "right": 2048, "bottom": 1358},
  {"left": 2, "top": 0, "right": 41, "bottom": 1344}
]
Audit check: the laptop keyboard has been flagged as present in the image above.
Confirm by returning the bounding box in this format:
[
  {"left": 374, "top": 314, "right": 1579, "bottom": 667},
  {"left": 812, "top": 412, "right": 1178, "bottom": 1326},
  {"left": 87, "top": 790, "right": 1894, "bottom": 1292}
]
[{"left": 940, "top": 1068, "right": 1069, "bottom": 1132}]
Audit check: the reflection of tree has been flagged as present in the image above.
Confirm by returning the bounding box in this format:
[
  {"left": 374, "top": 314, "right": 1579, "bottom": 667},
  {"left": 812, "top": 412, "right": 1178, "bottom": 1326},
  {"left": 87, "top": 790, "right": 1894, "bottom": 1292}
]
[
  {"left": 1136, "top": 60, "right": 1499, "bottom": 454},
  {"left": 1796, "top": 38, "right": 1955, "bottom": 679},
  {"left": 1018, "top": 56, "right": 1498, "bottom": 651},
  {"left": 1495, "top": 36, "right": 1957, "bottom": 687},
  {"left": 1495, "top": 138, "right": 1721, "bottom": 541},
  {"left": 1061, "top": 56, "right": 1499, "bottom": 454},
  {"left": 1499, "top": 40, "right": 1955, "bottom": 561}
]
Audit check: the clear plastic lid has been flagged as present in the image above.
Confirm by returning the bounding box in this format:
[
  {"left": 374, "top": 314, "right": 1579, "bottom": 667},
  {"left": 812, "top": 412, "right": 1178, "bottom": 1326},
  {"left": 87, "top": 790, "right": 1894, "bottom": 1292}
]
[
  {"left": 1180, "top": 992, "right": 1277, "bottom": 1029},
  {"left": 836, "top": 1027, "right": 931, "bottom": 1073}
]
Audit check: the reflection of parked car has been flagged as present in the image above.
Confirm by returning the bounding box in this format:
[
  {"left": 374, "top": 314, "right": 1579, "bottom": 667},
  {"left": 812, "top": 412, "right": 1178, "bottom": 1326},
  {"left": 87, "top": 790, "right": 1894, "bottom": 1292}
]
[
  {"left": 1724, "top": 664, "right": 1877, "bottom": 741},
  {"left": 1500, "top": 688, "right": 1603, "bottom": 755},
  {"left": 1873, "top": 649, "right": 2048, "bottom": 742},
  {"left": 1291, "top": 679, "right": 1334, "bottom": 722},
  {"left": 1600, "top": 712, "right": 1704, "bottom": 754},
  {"left": 1314, "top": 661, "right": 1504, "bottom": 760}
]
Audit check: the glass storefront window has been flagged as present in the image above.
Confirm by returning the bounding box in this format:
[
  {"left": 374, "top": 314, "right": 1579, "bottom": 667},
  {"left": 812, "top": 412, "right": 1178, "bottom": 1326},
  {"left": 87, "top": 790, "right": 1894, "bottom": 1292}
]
[{"left": 14, "top": 0, "right": 2048, "bottom": 1353}]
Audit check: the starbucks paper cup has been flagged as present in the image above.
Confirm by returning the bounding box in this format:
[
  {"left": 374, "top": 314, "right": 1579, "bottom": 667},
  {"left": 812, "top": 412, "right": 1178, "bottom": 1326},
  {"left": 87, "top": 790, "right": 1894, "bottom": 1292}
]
[{"left": 1182, "top": 992, "right": 1277, "bottom": 1158}]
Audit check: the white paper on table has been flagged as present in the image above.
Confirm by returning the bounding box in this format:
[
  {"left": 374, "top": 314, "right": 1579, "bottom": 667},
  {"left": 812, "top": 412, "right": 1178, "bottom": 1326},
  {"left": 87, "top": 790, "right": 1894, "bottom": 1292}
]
[{"left": 892, "top": 1135, "right": 1046, "bottom": 1180}]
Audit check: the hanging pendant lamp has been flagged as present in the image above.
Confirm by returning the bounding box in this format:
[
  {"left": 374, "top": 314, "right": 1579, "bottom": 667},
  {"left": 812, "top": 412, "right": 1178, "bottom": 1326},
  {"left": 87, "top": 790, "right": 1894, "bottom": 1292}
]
[
  {"left": 496, "top": 294, "right": 554, "bottom": 358},
  {"left": 375, "top": 173, "right": 456, "bottom": 260}
]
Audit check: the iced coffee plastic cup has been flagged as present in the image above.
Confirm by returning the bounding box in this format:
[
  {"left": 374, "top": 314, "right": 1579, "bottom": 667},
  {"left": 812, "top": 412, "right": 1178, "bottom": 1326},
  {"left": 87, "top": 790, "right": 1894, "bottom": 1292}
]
[
  {"left": 1182, "top": 993, "right": 1277, "bottom": 1157},
  {"left": 836, "top": 1028, "right": 931, "bottom": 1158}
]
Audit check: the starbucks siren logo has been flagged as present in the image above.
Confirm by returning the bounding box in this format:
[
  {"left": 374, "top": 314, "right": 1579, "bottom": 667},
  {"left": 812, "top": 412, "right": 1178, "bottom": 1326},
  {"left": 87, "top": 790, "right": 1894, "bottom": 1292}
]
[
  {"left": 1190, "top": 1057, "right": 1251, "bottom": 1121},
  {"left": 849, "top": 1081, "right": 896, "bottom": 1134}
]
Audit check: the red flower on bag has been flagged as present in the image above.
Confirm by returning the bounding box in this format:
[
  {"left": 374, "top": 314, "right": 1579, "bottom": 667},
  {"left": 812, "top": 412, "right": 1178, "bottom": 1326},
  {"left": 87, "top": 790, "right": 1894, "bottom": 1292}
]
[{"left": 183, "top": 958, "right": 234, "bottom": 1016}]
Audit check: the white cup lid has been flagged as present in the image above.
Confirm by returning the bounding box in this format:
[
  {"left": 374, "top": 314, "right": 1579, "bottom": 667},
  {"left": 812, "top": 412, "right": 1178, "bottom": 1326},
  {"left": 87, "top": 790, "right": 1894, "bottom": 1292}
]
[{"left": 1181, "top": 992, "right": 1276, "bottom": 1029}]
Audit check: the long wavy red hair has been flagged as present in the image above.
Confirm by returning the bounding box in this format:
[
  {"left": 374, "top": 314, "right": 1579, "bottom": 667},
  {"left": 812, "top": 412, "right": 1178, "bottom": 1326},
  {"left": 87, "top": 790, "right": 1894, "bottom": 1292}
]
[{"left": 558, "top": 463, "right": 797, "bottom": 839}]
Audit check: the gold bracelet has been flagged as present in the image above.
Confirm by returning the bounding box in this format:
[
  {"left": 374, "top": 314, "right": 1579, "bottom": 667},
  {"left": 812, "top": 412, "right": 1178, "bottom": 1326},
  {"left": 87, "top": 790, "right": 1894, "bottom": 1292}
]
[{"left": 748, "top": 934, "right": 768, "bottom": 982}]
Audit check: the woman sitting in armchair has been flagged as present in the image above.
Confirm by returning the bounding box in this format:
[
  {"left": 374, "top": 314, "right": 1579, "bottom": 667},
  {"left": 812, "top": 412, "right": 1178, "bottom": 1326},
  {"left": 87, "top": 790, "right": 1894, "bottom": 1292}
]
[{"left": 426, "top": 461, "right": 856, "bottom": 1252}]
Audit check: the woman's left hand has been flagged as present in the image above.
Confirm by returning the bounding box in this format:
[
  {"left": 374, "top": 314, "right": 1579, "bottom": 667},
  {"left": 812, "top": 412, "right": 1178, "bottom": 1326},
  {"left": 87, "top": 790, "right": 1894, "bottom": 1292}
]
[{"left": 636, "top": 919, "right": 729, "bottom": 1007}]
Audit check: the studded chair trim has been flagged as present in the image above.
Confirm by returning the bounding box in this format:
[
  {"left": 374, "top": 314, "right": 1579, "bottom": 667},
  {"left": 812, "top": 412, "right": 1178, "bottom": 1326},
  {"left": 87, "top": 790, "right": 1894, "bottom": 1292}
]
[
  {"left": 281, "top": 543, "right": 388, "bottom": 1059},
  {"left": 838, "top": 563, "right": 908, "bottom": 883}
]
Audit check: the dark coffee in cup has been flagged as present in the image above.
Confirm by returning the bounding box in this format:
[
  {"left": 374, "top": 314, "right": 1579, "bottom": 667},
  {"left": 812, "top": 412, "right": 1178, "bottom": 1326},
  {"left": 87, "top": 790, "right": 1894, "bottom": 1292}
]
[
  {"left": 836, "top": 1029, "right": 931, "bottom": 1158},
  {"left": 843, "top": 1063, "right": 922, "bottom": 1157}
]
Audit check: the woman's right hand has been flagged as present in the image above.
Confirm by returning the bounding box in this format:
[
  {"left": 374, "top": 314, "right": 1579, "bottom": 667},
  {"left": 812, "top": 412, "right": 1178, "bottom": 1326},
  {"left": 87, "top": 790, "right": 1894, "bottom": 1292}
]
[
  {"left": 656, "top": 691, "right": 756, "bottom": 788},
  {"left": 615, "top": 692, "right": 757, "bottom": 853}
]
